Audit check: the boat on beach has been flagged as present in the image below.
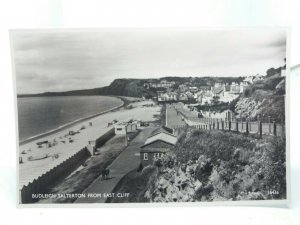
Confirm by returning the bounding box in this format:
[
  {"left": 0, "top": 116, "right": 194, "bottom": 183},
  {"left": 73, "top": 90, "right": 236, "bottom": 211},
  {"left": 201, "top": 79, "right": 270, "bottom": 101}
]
[{"left": 27, "top": 153, "right": 49, "bottom": 161}]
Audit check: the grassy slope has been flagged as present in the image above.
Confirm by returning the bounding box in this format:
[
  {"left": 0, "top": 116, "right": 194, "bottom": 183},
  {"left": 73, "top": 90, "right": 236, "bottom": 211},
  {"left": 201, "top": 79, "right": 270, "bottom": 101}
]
[{"left": 106, "top": 166, "right": 158, "bottom": 203}]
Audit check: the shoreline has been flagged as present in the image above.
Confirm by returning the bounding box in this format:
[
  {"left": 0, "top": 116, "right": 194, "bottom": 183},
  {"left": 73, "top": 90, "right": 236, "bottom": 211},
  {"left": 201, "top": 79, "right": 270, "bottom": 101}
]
[{"left": 19, "top": 96, "right": 129, "bottom": 146}]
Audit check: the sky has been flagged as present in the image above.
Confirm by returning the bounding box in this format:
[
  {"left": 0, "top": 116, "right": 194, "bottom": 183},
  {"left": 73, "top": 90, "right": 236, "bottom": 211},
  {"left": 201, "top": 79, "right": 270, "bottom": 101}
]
[{"left": 11, "top": 28, "right": 287, "bottom": 94}]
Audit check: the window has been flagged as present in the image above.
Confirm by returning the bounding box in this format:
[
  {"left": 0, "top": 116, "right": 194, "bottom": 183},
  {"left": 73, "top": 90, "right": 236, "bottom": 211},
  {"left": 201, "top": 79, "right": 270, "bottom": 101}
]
[
  {"left": 116, "top": 128, "right": 123, "bottom": 131},
  {"left": 143, "top": 153, "right": 148, "bottom": 160}
]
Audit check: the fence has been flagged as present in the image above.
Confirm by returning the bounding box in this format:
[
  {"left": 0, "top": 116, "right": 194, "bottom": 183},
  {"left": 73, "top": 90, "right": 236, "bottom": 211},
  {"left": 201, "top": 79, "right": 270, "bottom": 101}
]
[
  {"left": 171, "top": 111, "right": 285, "bottom": 138},
  {"left": 95, "top": 127, "right": 115, "bottom": 148},
  {"left": 20, "top": 147, "right": 91, "bottom": 204}
]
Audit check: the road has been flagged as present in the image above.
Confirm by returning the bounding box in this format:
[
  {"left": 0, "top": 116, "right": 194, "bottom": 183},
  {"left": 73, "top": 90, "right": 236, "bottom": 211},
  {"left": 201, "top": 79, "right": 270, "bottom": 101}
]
[
  {"left": 75, "top": 127, "right": 155, "bottom": 203},
  {"left": 166, "top": 104, "right": 187, "bottom": 129}
]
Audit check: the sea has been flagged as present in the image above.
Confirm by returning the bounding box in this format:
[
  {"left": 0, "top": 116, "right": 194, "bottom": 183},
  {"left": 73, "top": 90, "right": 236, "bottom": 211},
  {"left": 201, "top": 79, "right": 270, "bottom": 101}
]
[{"left": 17, "top": 96, "right": 123, "bottom": 144}]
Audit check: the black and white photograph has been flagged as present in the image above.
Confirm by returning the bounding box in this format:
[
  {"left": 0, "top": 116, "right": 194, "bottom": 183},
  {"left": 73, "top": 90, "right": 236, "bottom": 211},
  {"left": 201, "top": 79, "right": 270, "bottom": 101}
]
[{"left": 10, "top": 28, "right": 288, "bottom": 205}]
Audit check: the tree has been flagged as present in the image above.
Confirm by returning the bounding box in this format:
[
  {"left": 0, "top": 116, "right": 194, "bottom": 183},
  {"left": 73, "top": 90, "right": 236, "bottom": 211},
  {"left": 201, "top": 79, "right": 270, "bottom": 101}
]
[{"left": 266, "top": 67, "right": 277, "bottom": 77}]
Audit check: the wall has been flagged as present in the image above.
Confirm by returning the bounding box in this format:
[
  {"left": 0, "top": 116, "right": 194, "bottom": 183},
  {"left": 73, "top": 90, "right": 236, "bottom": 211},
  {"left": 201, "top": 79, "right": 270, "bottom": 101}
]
[
  {"left": 20, "top": 128, "right": 116, "bottom": 204},
  {"left": 115, "top": 124, "right": 137, "bottom": 134},
  {"left": 20, "top": 147, "right": 91, "bottom": 204},
  {"left": 95, "top": 128, "right": 115, "bottom": 148},
  {"left": 140, "top": 152, "right": 155, "bottom": 167}
]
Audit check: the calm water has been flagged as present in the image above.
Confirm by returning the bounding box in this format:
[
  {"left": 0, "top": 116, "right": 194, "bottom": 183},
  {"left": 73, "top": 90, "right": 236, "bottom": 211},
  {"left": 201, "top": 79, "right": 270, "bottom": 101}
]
[{"left": 17, "top": 96, "right": 123, "bottom": 142}]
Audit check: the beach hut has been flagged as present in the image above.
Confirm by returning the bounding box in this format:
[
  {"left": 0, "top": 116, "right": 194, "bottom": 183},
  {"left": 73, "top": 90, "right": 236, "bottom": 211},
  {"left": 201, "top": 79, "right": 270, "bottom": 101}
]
[
  {"left": 87, "top": 140, "right": 96, "bottom": 155},
  {"left": 114, "top": 122, "right": 137, "bottom": 135},
  {"left": 115, "top": 124, "right": 127, "bottom": 134}
]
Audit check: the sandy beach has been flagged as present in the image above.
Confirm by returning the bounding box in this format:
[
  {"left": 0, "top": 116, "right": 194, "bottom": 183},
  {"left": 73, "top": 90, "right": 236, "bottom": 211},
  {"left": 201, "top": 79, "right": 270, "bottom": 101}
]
[{"left": 18, "top": 98, "right": 161, "bottom": 190}]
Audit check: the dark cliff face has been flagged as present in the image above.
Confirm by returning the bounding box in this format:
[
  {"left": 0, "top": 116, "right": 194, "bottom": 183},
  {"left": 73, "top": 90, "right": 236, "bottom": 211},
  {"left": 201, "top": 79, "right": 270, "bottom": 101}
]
[
  {"left": 106, "top": 79, "right": 155, "bottom": 97},
  {"left": 108, "top": 79, "right": 139, "bottom": 96}
]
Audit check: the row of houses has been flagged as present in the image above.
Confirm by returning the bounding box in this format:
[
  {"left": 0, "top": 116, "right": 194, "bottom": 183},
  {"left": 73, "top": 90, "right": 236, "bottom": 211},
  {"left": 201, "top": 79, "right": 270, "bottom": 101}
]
[
  {"left": 156, "top": 74, "right": 267, "bottom": 104},
  {"left": 144, "top": 61, "right": 285, "bottom": 95},
  {"left": 157, "top": 91, "right": 178, "bottom": 101},
  {"left": 144, "top": 79, "right": 175, "bottom": 89}
]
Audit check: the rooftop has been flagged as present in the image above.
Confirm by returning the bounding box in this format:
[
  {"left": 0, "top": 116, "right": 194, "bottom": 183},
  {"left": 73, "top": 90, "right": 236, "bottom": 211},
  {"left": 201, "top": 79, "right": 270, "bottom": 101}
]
[
  {"left": 141, "top": 128, "right": 178, "bottom": 148},
  {"left": 150, "top": 126, "right": 174, "bottom": 136}
]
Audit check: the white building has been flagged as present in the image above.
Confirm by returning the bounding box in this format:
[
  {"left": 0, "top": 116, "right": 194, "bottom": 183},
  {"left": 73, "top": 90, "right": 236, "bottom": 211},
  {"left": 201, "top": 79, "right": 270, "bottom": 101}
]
[
  {"left": 115, "top": 123, "right": 137, "bottom": 134},
  {"left": 157, "top": 92, "right": 178, "bottom": 102},
  {"left": 179, "top": 84, "right": 188, "bottom": 92},
  {"left": 189, "top": 86, "right": 198, "bottom": 93},
  {"left": 214, "top": 82, "right": 223, "bottom": 88},
  {"left": 179, "top": 93, "right": 188, "bottom": 101},
  {"left": 243, "top": 76, "right": 254, "bottom": 84},
  {"left": 252, "top": 75, "right": 264, "bottom": 82},
  {"left": 230, "top": 82, "right": 241, "bottom": 94}
]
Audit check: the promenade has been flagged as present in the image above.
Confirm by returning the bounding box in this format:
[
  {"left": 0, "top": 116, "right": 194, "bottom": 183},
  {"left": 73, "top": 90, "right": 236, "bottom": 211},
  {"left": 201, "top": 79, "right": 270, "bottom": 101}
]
[
  {"left": 166, "top": 104, "right": 187, "bottom": 128},
  {"left": 76, "top": 127, "right": 155, "bottom": 203}
]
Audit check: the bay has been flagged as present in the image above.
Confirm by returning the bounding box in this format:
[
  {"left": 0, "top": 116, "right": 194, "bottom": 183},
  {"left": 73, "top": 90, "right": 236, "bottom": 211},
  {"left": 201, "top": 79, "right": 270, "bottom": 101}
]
[{"left": 17, "top": 96, "right": 123, "bottom": 143}]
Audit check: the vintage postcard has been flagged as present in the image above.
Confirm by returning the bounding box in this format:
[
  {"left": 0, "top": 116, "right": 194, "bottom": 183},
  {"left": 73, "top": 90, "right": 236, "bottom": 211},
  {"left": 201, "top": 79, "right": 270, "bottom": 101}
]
[{"left": 10, "top": 28, "right": 289, "bottom": 206}]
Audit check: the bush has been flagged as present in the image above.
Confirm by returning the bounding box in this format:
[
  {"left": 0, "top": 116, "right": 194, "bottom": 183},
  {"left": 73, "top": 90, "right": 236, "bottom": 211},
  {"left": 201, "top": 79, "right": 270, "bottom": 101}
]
[
  {"left": 174, "top": 129, "right": 254, "bottom": 165},
  {"left": 250, "top": 76, "right": 284, "bottom": 92},
  {"left": 243, "top": 87, "right": 253, "bottom": 97},
  {"left": 194, "top": 155, "right": 213, "bottom": 185},
  {"left": 263, "top": 76, "right": 284, "bottom": 90},
  {"left": 160, "top": 152, "right": 177, "bottom": 168},
  {"left": 259, "top": 137, "right": 286, "bottom": 199},
  {"left": 251, "top": 89, "right": 272, "bottom": 102}
]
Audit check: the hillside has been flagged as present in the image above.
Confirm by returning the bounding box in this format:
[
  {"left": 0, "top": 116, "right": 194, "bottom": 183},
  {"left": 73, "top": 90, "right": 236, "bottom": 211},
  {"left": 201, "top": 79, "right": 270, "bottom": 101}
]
[
  {"left": 234, "top": 74, "right": 285, "bottom": 122},
  {"left": 18, "top": 79, "right": 154, "bottom": 98},
  {"left": 106, "top": 79, "right": 155, "bottom": 97},
  {"left": 108, "top": 129, "right": 286, "bottom": 202}
]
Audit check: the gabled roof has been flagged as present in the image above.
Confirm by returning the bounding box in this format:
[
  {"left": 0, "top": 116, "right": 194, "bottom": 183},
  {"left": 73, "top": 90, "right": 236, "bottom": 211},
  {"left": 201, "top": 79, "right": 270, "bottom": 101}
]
[
  {"left": 150, "top": 126, "right": 174, "bottom": 136},
  {"left": 141, "top": 132, "right": 178, "bottom": 148},
  {"left": 141, "top": 126, "right": 178, "bottom": 148},
  {"left": 161, "top": 126, "right": 174, "bottom": 134}
]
